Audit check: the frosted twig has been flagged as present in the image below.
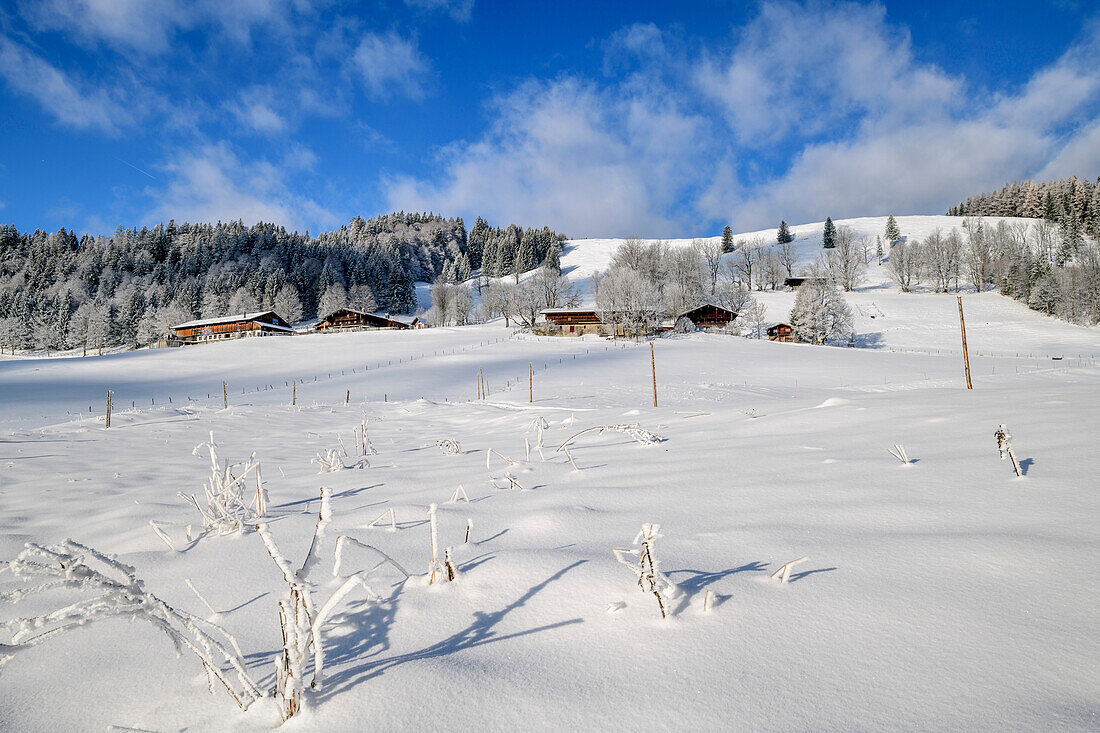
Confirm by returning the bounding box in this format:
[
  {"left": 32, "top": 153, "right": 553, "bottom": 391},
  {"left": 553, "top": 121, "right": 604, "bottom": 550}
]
[
  {"left": 448, "top": 485, "right": 470, "bottom": 503},
  {"left": 367, "top": 507, "right": 397, "bottom": 532},
  {"left": 612, "top": 524, "right": 678, "bottom": 619},
  {"left": 486, "top": 448, "right": 516, "bottom": 469},
  {"left": 148, "top": 520, "right": 175, "bottom": 551},
  {"left": 186, "top": 578, "right": 218, "bottom": 616},
  {"left": 770, "top": 557, "right": 809, "bottom": 583},
  {"left": 887, "top": 444, "right": 909, "bottom": 464},
  {"left": 436, "top": 439, "right": 462, "bottom": 456},
  {"left": 556, "top": 424, "right": 664, "bottom": 452}
]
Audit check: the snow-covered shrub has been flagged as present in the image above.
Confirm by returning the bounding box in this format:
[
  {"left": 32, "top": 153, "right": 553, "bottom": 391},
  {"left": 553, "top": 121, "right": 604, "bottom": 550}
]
[
  {"left": 312, "top": 449, "right": 369, "bottom": 474},
  {"left": 994, "top": 424, "right": 1020, "bottom": 476},
  {"left": 612, "top": 524, "right": 679, "bottom": 619},
  {"left": 0, "top": 540, "right": 262, "bottom": 710},
  {"left": 179, "top": 433, "right": 265, "bottom": 535},
  {"left": 556, "top": 424, "right": 664, "bottom": 452},
  {"left": 257, "top": 488, "right": 406, "bottom": 720}
]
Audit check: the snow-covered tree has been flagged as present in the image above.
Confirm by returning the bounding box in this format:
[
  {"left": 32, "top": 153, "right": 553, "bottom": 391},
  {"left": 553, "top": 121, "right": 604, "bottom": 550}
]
[
  {"left": 884, "top": 215, "right": 901, "bottom": 244},
  {"left": 776, "top": 220, "right": 793, "bottom": 245},
  {"left": 721, "top": 224, "right": 734, "bottom": 253},
  {"left": 317, "top": 283, "right": 348, "bottom": 317},
  {"left": 789, "top": 279, "right": 853, "bottom": 345}
]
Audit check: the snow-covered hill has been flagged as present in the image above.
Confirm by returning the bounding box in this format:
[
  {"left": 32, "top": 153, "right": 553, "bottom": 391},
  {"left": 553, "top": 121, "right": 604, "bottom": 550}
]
[{"left": 558, "top": 214, "right": 1028, "bottom": 282}]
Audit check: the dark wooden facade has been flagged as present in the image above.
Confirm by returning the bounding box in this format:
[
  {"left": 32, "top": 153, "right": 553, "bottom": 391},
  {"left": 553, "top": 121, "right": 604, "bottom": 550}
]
[
  {"left": 784, "top": 277, "right": 827, "bottom": 289},
  {"left": 767, "top": 322, "right": 794, "bottom": 342},
  {"left": 316, "top": 309, "right": 422, "bottom": 332},
  {"left": 172, "top": 312, "right": 292, "bottom": 343},
  {"left": 676, "top": 303, "right": 737, "bottom": 329}
]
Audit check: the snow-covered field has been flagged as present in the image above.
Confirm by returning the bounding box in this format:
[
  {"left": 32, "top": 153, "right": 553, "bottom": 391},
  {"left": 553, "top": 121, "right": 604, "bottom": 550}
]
[
  {"left": 2, "top": 214, "right": 1099, "bottom": 731},
  {"left": 2, "top": 314, "right": 1099, "bottom": 730}
]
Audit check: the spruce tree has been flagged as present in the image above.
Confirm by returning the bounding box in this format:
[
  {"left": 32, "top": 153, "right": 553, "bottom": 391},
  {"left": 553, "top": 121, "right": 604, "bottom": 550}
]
[
  {"left": 776, "top": 221, "right": 793, "bottom": 245},
  {"left": 721, "top": 225, "right": 734, "bottom": 253},
  {"left": 543, "top": 241, "right": 562, "bottom": 272},
  {"left": 823, "top": 217, "right": 836, "bottom": 248},
  {"left": 884, "top": 215, "right": 900, "bottom": 243}
]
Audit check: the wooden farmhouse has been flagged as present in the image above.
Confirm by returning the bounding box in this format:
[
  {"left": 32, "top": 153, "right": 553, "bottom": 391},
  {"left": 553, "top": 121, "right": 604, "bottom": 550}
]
[
  {"left": 674, "top": 302, "right": 737, "bottom": 330},
  {"left": 767, "top": 322, "right": 794, "bottom": 342},
  {"left": 172, "top": 311, "right": 293, "bottom": 344},
  {"left": 315, "top": 309, "right": 423, "bottom": 332},
  {"left": 540, "top": 308, "right": 608, "bottom": 336}
]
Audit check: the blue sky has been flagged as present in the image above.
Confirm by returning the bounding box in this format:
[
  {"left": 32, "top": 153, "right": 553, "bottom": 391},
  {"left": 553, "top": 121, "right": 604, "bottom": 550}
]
[{"left": 1, "top": 0, "right": 1098, "bottom": 238}]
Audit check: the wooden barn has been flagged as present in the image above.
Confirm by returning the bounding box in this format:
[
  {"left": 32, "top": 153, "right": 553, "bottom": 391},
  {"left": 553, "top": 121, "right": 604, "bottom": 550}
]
[
  {"left": 172, "top": 311, "right": 293, "bottom": 344},
  {"left": 675, "top": 302, "right": 737, "bottom": 330},
  {"left": 315, "top": 309, "right": 424, "bottom": 332},
  {"left": 767, "top": 322, "right": 794, "bottom": 342},
  {"left": 540, "top": 308, "right": 608, "bottom": 336},
  {"left": 784, "top": 277, "right": 827, "bottom": 289}
]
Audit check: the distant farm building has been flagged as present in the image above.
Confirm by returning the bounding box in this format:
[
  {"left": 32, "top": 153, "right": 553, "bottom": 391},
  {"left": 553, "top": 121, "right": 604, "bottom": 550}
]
[
  {"left": 784, "top": 277, "right": 827, "bottom": 289},
  {"left": 767, "top": 322, "right": 794, "bottom": 342},
  {"left": 540, "top": 309, "right": 610, "bottom": 336},
  {"left": 673, "top": 303, "right": 737, "bottom": 331},
  {"left": 316, "top": 309, "right": 424, "bottom": 332},
  {"left": 172, "top": 312, "right": 293, "bottom": 344}
]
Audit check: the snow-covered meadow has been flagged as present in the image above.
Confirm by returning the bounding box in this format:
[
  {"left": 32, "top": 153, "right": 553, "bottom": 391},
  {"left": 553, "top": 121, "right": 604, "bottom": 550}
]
[{"left": 2, "top": 216, "right": 1099, "bottom": 730}]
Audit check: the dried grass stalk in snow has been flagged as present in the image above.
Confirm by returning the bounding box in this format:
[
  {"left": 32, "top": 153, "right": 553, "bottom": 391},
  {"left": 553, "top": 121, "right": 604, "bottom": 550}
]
[
  {"left": 448, "top": 485, "right": 470, "bottom": 503},
  {"left": 887, "top": 444, "right": 910, "bottom": 464},
  {"left": 486, "top": 448, "right": 516, "bottom": 469},
  {"left": 770, "top": 557, "right": 809, "bottom": 583},
  {"left": 179, "top": 433, "right": 264, "bottom": 535},
  {"left": 994, "top": 424, "right": 1020, "bottom": 476},
  {"left": 556, "top": 424, "right": 664, "bottom": 453},
  {"left": 258, "top": 487, "right": 398, "bottom": 719},
  {"left": 0, "top": 540, "right": 261, "bottom": 709},
  {"left": 436, "top": 439, "right": 462, "bottom": 456},
  {"left": 426, "top": 503, "right": 449, "bottom": 585},
  {"left": 312, "top": 448, "right": 368, "bottom": 473},
  {"left": 612, "top": 524, "right": 678, "bottom": 619},
  {"left": 367, "top": 507, "right": 397, "bottom": 532}
]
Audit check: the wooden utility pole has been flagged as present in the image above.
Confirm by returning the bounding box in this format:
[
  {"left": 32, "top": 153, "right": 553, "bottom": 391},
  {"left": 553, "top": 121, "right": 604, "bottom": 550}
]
[
  {"left": 223, "top": 381, "right": 228, "bottom": 408},
  {"left": 529, "top": 363, "right": 533, "bottom": 403},
  {"left": 650, "top": 342, "right": 658, "bottom": 407},
  {"left": 105, "top": 390, "right": 113, "bottom": 429},
  {"left": 957, "top": 296, "right": 973, "bottom": 389}
]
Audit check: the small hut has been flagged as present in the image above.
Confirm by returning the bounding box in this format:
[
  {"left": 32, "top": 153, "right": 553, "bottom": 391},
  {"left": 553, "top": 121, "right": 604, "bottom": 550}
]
[
  {"left": 766, "top": 322, "right": 794, "bottom": 342},
  {"left": 675, "top": 302, "right": 737, "bottom": 330},
  {"left": 171, "top": 311, "right": 293, "bottom": 344}
]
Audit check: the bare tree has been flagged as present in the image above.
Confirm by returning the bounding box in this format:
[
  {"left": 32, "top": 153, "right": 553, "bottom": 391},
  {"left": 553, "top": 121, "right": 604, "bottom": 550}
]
[
  {"left": 825, "top": 225, "right": 867, "bottom": 291},
  {"left": 776, "top": 240, "right": 797, "bottom": 277},
  {"left": 699, "top": 239, "right": 724, "bottom": 294},
  {"left": 596, "top": 267, "right": 661, "bottom": 339},
  {"left": 964, "top": 218, "right": 994, "bottom": 292},
  {"left": 886, "top": 241, "right": 922, "bottom": 292},
  {"left": 734, "top": 237, "right": 765, "bottom": 290}
]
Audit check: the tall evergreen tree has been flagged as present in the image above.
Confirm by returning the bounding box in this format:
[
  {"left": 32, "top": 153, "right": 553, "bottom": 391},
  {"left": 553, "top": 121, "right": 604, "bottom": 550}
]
[
  {"left": 823, "top": 217, "right": 837, "bottom": 249},
  {"left": 722, "top": 224, "right": 735, "bottom": 252},
  {"left": 776, "top": 221, "right": 793, "bottom": 245},
  {"left": 884, "top": 215, "right": 901, "bottom": 243}
]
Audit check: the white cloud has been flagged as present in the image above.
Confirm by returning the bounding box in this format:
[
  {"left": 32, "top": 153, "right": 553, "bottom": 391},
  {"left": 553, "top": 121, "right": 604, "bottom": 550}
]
[
  {"left": 352, "top": 31, "right": 431, "bottom": 100},
  {"left": 18, "top": 0, "right": 294, "bottom": 54},
  {"left": 385, "top": 76, "right": 711, "bottom": 237},
  {"left": 148, "top": 142, "right": 337, "bottom": 232},
  {"left": 228, "top": 86, "right": 288, "bottom": 134},
  {"left": 403, "top": 0, "right": 474, "bottom": 23},
  {"left": 0, "top": 36, "right": 132, "bottom": 132}
]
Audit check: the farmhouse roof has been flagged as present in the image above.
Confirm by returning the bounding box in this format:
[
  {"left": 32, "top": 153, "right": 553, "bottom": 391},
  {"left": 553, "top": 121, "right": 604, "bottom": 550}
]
[{"left": 172, "top": 311, "right": 293, "bottom": 331}]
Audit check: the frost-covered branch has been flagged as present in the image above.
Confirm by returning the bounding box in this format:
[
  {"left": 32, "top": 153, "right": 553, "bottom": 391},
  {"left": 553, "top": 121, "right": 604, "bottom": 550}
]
[
  {"left": 556, "top": 424, "right": 664, "bottom": 453},
  {"left": 612, "top": 524, "right": 678, "bottom": 619},
  {"left": 0, "top": 540, "right": 262, "bottom": 710}
]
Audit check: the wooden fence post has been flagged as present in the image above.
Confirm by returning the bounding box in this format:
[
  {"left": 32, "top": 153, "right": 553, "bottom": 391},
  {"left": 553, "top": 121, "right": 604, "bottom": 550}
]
[
  {"left": 529, "top": 362, "right": 533, "bottom": 403},
  {"left": 223, "top": 381, "right": 228, "bottom": 408},
  {"left": 292, "top": 381, "right": 296, "bottom": 406},
  {"left": 105, "top": 390, "right": 113, "bottom": 429},
  {"left": 650, "top": 342, "right": 658, "bottom": 408},
  {"left": 958, "top": 296, "right": 973, "bottom": 390}
]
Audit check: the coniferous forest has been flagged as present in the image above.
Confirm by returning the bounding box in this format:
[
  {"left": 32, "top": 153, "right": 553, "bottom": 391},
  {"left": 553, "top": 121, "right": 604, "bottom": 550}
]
[{"left": 0, "top": 213, "right": 565, "bottom": 352}]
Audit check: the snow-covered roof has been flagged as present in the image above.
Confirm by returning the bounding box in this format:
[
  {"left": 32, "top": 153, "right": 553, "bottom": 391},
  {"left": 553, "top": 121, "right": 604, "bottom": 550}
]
[
  {"left": 541, "top": 308, "right": 598, "bottom": 315},
  {"left": 375, "top": 313, "right": 420, "bottom": 326},
  {"left": 172, "top": 311, "right": 292, "bottom": 331}
]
